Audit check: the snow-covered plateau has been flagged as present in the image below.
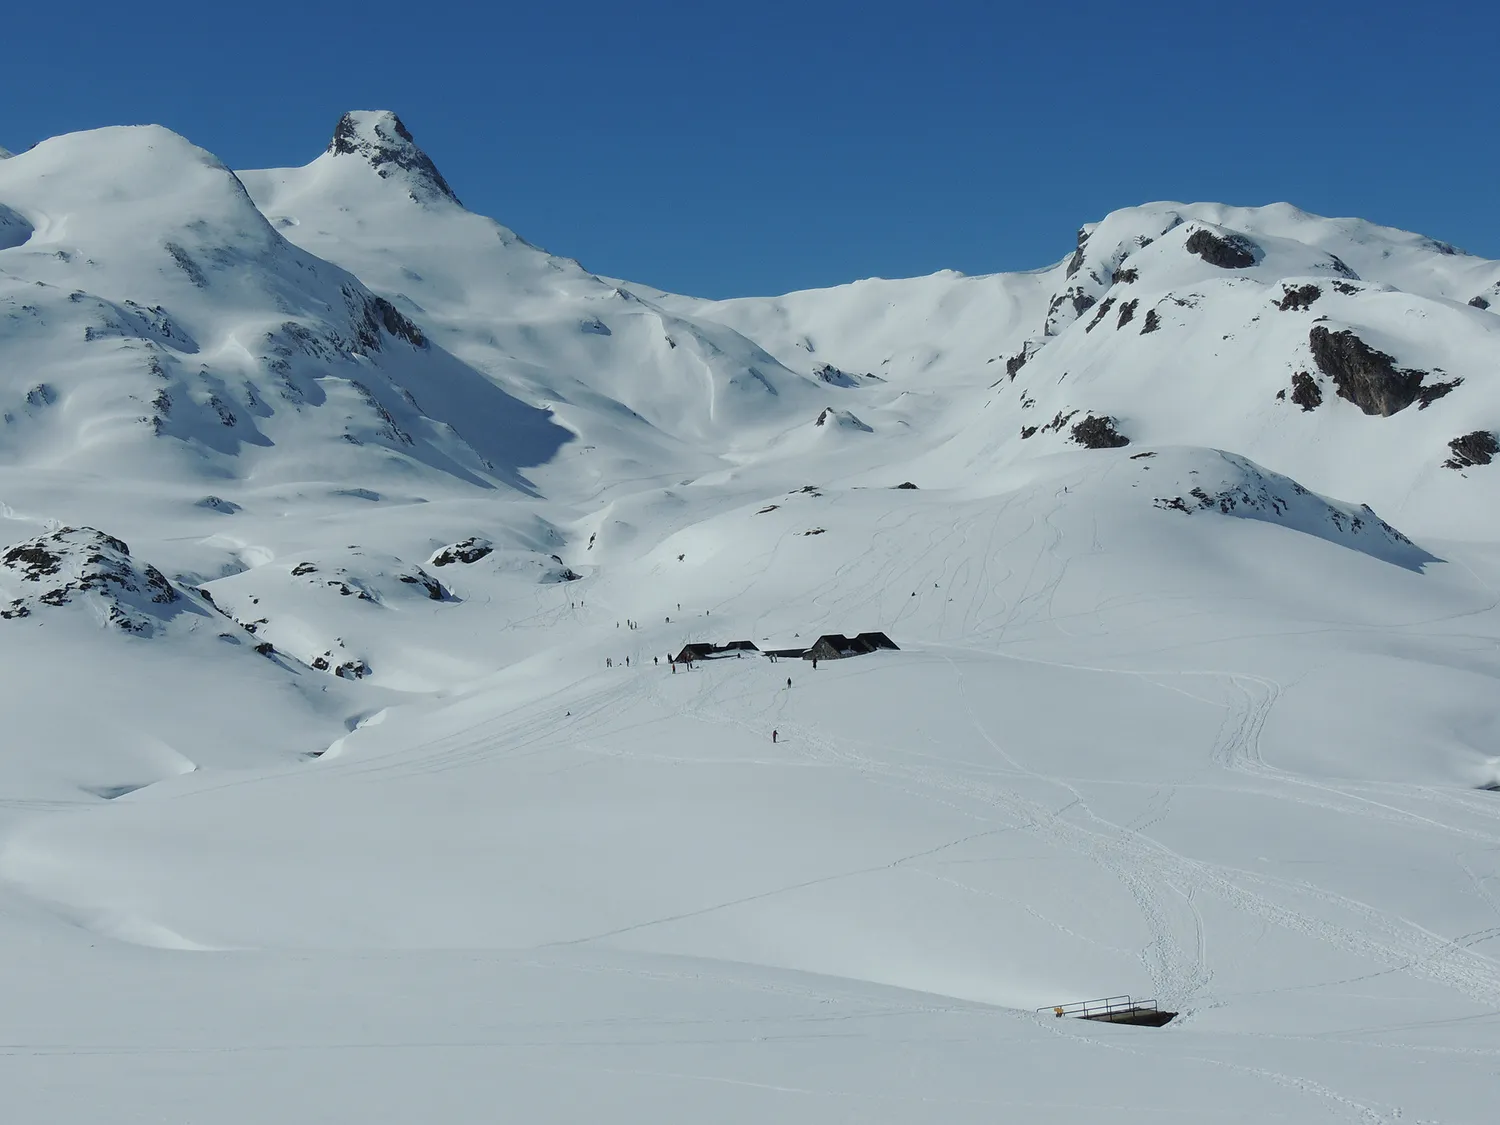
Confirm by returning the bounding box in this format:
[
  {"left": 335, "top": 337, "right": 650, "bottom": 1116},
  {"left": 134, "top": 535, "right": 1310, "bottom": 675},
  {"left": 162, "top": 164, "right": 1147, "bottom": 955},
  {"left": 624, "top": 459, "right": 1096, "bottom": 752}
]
[{"left": 2, "top": 110, "right": 1499, "bottom": 1123}]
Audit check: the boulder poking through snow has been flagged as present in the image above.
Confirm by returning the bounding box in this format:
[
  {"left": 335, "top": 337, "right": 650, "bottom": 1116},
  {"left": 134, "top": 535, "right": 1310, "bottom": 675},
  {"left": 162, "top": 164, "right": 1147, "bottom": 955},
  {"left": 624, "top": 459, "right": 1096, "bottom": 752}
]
[
  {"left": 1070, "top": 415, "right": 1129, "bottom": 449},
  {"left": 1184, "top": 227, "right": 1259, "bottom": 269},
  {"left": 1443, "top": 431, "right": 1498, "bottom": 470},
  {"left": 429, "top": 537, "right": 494, "bottom": 567}
]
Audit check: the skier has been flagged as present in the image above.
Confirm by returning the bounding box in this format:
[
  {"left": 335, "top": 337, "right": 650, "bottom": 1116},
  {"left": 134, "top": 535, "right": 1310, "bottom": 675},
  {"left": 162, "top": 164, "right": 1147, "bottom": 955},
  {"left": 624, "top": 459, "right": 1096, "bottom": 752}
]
[
  {"left": 786, "top": 677, "right": 792, "bottom": 689},
  {"left": 653, "top": 656, "right": 658, "bottom": 666},
  {"left": 625, "top": 656, "right": 630, "bottom": 667},
  {"left": 606, "top": 657, "right": 612, "bottom": 668},
  {"left": 772, "top": 730, "right": 778, "bottom": 744},
  {"left": 812, "top": 658, "right": 818, "bottom": 670}
]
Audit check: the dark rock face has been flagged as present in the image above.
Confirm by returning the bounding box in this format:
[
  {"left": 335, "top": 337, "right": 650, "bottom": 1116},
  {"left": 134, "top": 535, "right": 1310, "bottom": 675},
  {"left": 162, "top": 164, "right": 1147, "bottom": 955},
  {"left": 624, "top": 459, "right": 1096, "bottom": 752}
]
[
  {"left": 1184, "top": 228, "right": 1258, "bottom": 269},
  {"left": 396, "top": 566, "right": 446, "bottom": 600},
  {"left": 1085, "top": 297, "right": 1116, "bottom": 332},
  {"left": 1071, "top": 415, "right": 1129, "bottom": 449},
  {"left": 1065, "top": 227, "right": 1091, "bottom": 279},
  {"left": 430, "top": 537, "right": 494, "bottom": 567},
  {"left": 1116, "top": 299, "right": 1139, "bottom": 328},
  {"left": 1277, "top": 284, "right": 1321, "bottom": 311},
  {"left": 1141, "top": 309, "right": 1161, "bottom": 334},
  {"left": 1042, "top": 409, "right": 1078, "bottom": 435},
  {"left": 1005, "top": 341, "right": 1039, "bottom": 379},
  {"left": 1471, "top": 296, "right": 1492, "bottom": 310},
  {"left": 1326, "top": 254, "right": 1358, "bottom": 279},
  {"left": 1045, "top": 287, "right": 1096, "bottom": 335},
  {"left": 328, "top": 111, "right": 461, "bottom": 205},
  {"left": 1444, "top": 431, "right": 1498, "bottom": 470},
  {"left": 1289, "top": 371, "right": 1322, "bottom": 411},
  {"left": 1416, "top": 379, "right": 1462, "bottom": 409},
  {"left": 1113, "top": 267, "right": 1139, "bottom": 285},
  {"left": 1308, "top": 326, "right": 1427, "bottom": 416},
  {"left": 343, "top": 286, "right": 426, "bottom": 352},
  {"left": 1020, "top": 425, "right": 1038, "bottom": 439}
]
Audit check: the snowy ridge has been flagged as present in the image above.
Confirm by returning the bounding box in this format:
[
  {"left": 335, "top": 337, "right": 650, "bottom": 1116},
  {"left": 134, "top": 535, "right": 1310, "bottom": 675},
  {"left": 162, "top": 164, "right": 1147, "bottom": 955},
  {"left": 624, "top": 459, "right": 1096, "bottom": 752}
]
[{"left": 2, "top": 111, "right": 1500, "bottom": 1124}]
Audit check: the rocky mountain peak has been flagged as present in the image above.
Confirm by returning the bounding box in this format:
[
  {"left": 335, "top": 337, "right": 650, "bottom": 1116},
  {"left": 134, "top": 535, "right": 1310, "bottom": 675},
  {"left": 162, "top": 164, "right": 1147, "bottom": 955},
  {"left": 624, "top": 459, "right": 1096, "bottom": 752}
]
[{"left": 326, "top": 110, "right": 460, "bottom": 206}]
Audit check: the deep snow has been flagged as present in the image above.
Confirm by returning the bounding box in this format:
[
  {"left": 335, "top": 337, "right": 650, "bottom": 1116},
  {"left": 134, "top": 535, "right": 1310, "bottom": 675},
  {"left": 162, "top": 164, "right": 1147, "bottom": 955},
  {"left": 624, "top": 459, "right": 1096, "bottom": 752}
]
[{"left": 1, "top": 111, "right": 1498, "bottom": 1123}]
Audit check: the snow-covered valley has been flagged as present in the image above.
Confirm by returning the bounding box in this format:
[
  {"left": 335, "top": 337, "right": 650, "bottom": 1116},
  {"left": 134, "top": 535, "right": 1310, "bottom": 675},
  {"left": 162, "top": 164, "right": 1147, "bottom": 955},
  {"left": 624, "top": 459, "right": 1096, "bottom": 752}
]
[{"left": 1, "top": 111, "right": 1499, "bottom": 1122}]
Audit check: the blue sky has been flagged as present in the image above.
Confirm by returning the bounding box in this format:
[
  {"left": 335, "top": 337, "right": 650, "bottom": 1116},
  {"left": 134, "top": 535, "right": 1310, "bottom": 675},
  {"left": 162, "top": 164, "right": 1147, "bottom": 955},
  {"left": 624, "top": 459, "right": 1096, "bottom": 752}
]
[{"left": 4, "top": 1, "right": 1494, "bottom": 297}]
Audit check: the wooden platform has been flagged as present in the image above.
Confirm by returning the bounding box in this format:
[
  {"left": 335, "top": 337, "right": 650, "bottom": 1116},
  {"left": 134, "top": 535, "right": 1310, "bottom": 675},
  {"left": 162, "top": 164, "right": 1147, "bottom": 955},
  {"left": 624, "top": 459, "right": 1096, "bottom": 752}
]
[{"left": 1040, "top": 995, "right": 1177, "bottom": 1027}]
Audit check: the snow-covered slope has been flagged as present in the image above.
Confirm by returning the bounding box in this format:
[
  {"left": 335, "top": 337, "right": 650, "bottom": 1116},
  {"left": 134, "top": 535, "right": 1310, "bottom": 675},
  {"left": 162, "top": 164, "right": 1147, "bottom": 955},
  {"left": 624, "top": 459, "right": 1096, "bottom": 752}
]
[{"left": 2, "top": 111, "right": 1500, "bottom": 1123}]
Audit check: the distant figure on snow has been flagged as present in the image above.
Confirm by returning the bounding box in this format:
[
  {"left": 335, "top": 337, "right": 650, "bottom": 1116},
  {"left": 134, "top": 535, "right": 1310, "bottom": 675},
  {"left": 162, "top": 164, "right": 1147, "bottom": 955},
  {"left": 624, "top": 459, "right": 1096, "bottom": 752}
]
[
  {"left": 606, "top": 657, "right": 612, "bottom": 668},
  {"left": 625, "top": 656, "right": 630, "bottom": 667},
  {"left": 772, "top": 730, "right": 778, "bottom": 744},
  {"left": 786, "top": 677, "right": 792, "bottom": 689}
]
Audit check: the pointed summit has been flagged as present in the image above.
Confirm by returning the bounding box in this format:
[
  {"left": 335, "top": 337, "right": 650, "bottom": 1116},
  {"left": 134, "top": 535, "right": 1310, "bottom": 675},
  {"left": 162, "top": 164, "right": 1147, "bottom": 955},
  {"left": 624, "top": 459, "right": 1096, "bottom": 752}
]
[
  {"left": 0, "top": 145, "right": 12, "bottom": 160},
  {"left": 326, "top": 111, "right": 459, "bottom": 206}
]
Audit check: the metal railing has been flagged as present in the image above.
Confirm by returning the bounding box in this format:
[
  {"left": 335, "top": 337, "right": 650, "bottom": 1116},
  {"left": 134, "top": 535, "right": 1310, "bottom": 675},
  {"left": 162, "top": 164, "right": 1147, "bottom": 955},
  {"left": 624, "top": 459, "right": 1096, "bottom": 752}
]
[{"left": 1038, "top": 995, "right": 1160, "bottom": 1020}]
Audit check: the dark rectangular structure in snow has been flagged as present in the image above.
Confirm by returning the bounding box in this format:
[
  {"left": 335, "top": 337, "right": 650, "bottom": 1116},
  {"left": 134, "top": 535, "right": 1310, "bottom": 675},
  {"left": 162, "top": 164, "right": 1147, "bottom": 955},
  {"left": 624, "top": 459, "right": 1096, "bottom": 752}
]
[
  {"left": 672, "top": 640, "right": 759, "bottom": 664},
  {"left": 1039, "top": 996, "right": 1177, "bottom": 1027},
  {"left": 802, "top": 632, "right": 899, "bottom": 662}
]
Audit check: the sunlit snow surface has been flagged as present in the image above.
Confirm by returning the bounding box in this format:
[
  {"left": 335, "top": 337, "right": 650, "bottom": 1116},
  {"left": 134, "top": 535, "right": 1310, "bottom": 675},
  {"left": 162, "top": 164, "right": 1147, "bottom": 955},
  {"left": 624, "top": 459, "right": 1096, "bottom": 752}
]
[{"left": 1, "top": 113, "right": 1499, "bottom": 1122}]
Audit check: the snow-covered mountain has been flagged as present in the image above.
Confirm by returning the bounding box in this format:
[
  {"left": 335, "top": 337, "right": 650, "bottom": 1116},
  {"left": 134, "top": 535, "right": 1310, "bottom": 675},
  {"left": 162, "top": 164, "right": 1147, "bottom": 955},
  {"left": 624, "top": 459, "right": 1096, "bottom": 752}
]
[{"left": 3, "top": 111, "right": 1500, "bottom": 1124}]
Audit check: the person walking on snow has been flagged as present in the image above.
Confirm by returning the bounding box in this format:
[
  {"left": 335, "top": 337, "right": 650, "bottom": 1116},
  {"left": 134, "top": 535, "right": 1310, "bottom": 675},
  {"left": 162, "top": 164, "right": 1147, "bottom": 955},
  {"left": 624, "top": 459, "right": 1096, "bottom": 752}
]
[
  {"left": 772, "top": 730, "right": 778, "bottom": 744},
  {"left": 786, "top": 677, "right": 792, "bottom": 689}
]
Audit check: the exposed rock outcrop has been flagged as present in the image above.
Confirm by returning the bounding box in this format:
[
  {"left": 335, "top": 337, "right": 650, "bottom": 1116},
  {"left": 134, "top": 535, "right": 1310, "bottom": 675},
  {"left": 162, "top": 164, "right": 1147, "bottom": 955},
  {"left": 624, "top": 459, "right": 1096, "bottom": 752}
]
[
  {"left": 430, "top": 537, "right": 494, "bottom": 567},
  {"left": 1444, "top": 431, "right": 1497, "bottom": 470},
  {"left": 1065, "top": 226, "right": 1091, "bottom": 279},
  {"left": 1289, "top": 371, "right": 1322, "bottom": 411},
  {"left": 1005, "top": 341, "right": 1040, "bottom": 379},
  {"left": 1184, "top": 227, "right": 1258, "bottom": 269},
  {"left": 1071, "top": 415, "right": 1129, "bottom": 449},
  {"left": 1308, "top": 326, "right": 1427, "bottom": 416},
  {"left": 1416, "top": 379, "right": 1462, "bottom": 409},
  {"left": 1277, "top": 284, "right": 1321, "bottom": 311},
  {"left": 0, "top": 527, "right": 184, "bottom": 633},
  {"left": 327, "top": 110, "right": 460, "bottom": 205}
]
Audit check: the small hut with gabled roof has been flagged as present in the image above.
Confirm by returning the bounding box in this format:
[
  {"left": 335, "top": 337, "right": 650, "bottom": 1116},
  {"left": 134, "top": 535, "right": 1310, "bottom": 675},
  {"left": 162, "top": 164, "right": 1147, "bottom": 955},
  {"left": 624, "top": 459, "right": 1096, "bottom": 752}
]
[{"left": 803, "top": 632, "right": 898, "bottom": 662}]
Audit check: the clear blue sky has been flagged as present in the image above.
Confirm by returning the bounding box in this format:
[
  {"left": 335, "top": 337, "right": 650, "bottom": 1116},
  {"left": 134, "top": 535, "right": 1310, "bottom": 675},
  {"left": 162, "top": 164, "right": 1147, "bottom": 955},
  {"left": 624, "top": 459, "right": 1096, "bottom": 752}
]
[{"left": 4, "top": 1, "right": 1494, "bottom": 298}]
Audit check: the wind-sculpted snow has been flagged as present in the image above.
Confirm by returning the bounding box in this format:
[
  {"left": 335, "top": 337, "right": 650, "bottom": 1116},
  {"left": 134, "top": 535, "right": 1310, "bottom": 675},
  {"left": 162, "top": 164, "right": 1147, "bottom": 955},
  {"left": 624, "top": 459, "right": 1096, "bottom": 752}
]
[
  {"left": 1147, "top": 448, "right": 1433, "bottom": 569},
  {"left": 4, "top": 113, "right": 1500, "bottom": 1124}
]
